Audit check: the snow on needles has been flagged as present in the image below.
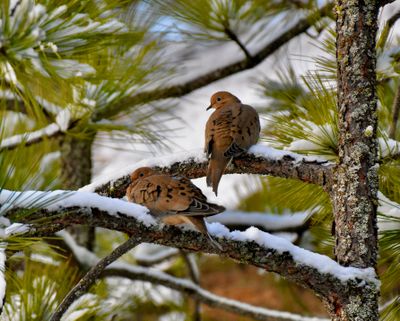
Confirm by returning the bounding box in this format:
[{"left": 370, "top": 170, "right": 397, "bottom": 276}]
[
  {"left": 207, "top": 222, "right": 379, "bottom": 285},
  {"left": 0, "top": 189, "right": 155, "bottom": 227}
]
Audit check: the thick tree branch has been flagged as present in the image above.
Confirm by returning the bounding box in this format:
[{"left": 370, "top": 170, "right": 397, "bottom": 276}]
[
  {"left": 84, "top": 145, "right": 334, "bottom": 199},
  {"left": 93, "top": 3, "right": 334, "bottom": 120},
  {"left": 59, "top": 230, "right": 329, "bottom": 321},
  {"left": 3, "top": 194, "right": 378, "bottom": 310},
  {"left": 49, "top": 236, "right": 140, "bottom": 321}
]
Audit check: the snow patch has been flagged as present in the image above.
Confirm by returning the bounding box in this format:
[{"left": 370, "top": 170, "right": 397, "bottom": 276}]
[
  {"left": 55, "top": 109, "right": 71, "bottom": 131},
  {"left": 249, "top": 144, "right": 330, "bottom": 164},
  {"left": 378, "top": 137, "right": 400, "bottom": 158},
  {"left": 0, "top": 189, "right": 156, "bottom": 227},
  {"left": 207, "top": 223, "right": 379, "bottom": 285},
  {"left": 208, "top": 210, "right": 309, "bottom": 231},
  {"left": 5, "top": 223, "right": 31, "bottom": 235},
  {"left": 0, "top": 123, "right": 60, "bottom": 150}
]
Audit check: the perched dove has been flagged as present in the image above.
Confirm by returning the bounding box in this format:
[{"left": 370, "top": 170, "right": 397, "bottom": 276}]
[
  {"left": 126, "top": 167, "right": 225, "bottom": 248},
  {"left": 205, "top": 91, "right": 260, "bottom": 195}
]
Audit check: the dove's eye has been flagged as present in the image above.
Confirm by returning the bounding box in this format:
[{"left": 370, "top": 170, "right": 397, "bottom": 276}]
[
  {"left": 139, "top": 173, "right": 144, "bottom": 177},
  {"left": 217, "top": 97, "right": 221, "bottom": 102}
]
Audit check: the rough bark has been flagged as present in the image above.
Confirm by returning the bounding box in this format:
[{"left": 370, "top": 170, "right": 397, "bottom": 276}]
[
  {"left": 59, "top": 134, "right": 95, "bottom": 250},
  {"left": 5, "top": 206, "right": 379, "bottom": 309},
  {"left": 332, "top": 1, "right": 379, "bottom": 320},
  {"left": 93, "top": 150, "right": 334, "bottom": 199},
  {"left": 59, "top": 231, "right": 329, "bottom": 321}
]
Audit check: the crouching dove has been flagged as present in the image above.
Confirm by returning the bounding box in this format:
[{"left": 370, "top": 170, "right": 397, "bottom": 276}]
[
  {"left": 126, "top": 167, "right": 225, "bottom": 249},
  {"left": 205, "top": 91, "right": 260, "bottom": 195}
]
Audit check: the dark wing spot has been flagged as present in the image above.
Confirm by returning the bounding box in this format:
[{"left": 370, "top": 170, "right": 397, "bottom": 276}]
[
  {"left": 167, "top": 194, "right": 173, "bottom": 199},
  {"left": 180, "top": 192, "right": 186, "bottom": 196},
  {"left": 156, "top": 185, "right": 162, "bottom": 198},
  {"left": 241, "top": 136, "right": 245, "bottom": 140},
  {"left": 247, "top": 127, "right": 251, "bottom": 136},
  {"left": 166, "top": 199, "right": 170, "bottom": 203},
  {"left": 238, "top": 129, "right": 242, "bottom": 134},
  {"left": 179, "top": 186, "right": 185, "bottom": 190}
]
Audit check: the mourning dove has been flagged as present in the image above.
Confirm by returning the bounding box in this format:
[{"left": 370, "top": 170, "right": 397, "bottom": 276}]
[
  {"left": 205, "top": 91, "right": 260, "bottom": 195},
  {"left": 126, "top": 167, "right": 225, "bottom": 248}
]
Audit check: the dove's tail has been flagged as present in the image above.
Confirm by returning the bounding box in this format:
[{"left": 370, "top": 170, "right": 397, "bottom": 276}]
[{"left": 206, "top": 153, "right": 229, "bottom": 196}]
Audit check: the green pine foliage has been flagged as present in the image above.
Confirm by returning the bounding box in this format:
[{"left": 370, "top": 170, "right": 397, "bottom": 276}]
[{"left": 2, "top": 0, "right": 400, "bottom": 319}]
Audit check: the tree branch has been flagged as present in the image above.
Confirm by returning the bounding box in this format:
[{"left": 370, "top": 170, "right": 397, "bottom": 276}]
[
  {"left": 3, "top": 191, "right": 378, "bottom": 310},
  {"left": 104, "top": 266, "right": 329, "bottom": 321},
  {"left": 93, "top": 3, "right": 334, "bottom": 120},
  {"left": 59, "top": 230, "right": 329, "bottom": 321},
  {"left": 180, "top": 251, "right": 201, "bottom": 321},
  {"left": 387, "top": 9, "right": 400, "bottom": 29},
  {"left": 0, "top": 123, "right": 64, "bottom": 152},
  {"left": 135, "top": 247, "right": 179, "bottom": 267},
  {"left": 224, "top": 27, "right": 253, "bottom": 60},
  {"left": 83, "top": 145, "right": 334, "bottom": 199},
  {"left": 49, "top": 236, "right": 140, "bottom": 321}
]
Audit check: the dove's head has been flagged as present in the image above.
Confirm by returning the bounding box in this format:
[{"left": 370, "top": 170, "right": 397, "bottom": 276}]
[
  {"left": 207, "top": 91, "right": 240, "bottom": 110},
  {"left": 130, "top": 167, "right": 157, "bottom": 182}
]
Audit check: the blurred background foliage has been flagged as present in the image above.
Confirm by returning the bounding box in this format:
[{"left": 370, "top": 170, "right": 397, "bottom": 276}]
[{"left": 2, "top": 0, "right": 400, "bottom": 320}]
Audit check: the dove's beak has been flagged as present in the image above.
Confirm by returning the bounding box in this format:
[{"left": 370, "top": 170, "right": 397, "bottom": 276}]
[{"left": 206, "top": 105, "right": 212, "bottom": 111}]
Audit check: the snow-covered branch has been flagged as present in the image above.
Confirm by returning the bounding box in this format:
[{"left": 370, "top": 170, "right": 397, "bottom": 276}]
[
  {"left": 2, "top": 189, "right": 378, "bottom": 310},
  {"left": 209, "top": 211, "right": 310, "bottom": 233},
  {"left": 82, "top": 144, "right": 334, "bottom": 199},
  {"left": 93, "top": 3, "right": 334, "bottom": 120},
  {"left": 49, "top": 236, "right": 140, "bottom": 321},
  {"left": 59, "top": 231, "right": 329, "bottom": 321},
  {"left": 0, "top": 110, "right": 71, "bottom": 151},
  {"left": 0, "top": 124, "right": 62, "bottom": 151}
]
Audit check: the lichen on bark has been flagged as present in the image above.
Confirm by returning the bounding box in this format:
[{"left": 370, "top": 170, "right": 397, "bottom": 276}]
[{"left": 331, "top": 0, "right": 380, "bottom": 320}]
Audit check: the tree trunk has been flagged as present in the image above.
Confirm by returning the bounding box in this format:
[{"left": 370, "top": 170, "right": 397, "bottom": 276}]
[
  {"left": 60, "top": 134, "right": 95, "bottom": 250},
  {"left": 331, "top": 0, "right": 379, "bottom": 319}
]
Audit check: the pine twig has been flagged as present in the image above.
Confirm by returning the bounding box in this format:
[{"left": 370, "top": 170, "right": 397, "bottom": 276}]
[
  {"left": 49, "top": 237, "right": 140, "bottom": 321},
  {"left": 181, "top": 251, "right": 201, "bottom": 321},
  {"left": 389, "top": 82, "right": 400, "bottom": 139}
]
